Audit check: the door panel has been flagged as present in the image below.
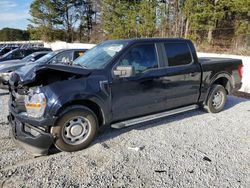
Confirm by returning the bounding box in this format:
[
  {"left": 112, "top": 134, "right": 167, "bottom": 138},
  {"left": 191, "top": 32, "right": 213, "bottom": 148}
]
[
  {"left": 162, "top": 42, "right": 202, "bottom": 108},
  {"left": 159, "top": 64, "right": 201, "bottom": 109},
  {"left": 111, "top": 69, "right": 170, "bottom": 121},
  {"left": 111, "top": 43, "right": 165, "bottom": 121}
]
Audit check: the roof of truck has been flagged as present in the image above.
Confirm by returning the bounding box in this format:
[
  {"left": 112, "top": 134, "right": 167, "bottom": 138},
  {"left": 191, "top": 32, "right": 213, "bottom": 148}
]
[{"left": 105, "top": 38, "right": 188, "bottom": 44}]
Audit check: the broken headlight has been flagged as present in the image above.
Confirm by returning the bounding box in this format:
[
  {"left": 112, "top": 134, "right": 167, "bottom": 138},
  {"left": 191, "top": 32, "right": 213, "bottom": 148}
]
[{"left": 24, "top": 91, "right": 47, "bottom": 118}]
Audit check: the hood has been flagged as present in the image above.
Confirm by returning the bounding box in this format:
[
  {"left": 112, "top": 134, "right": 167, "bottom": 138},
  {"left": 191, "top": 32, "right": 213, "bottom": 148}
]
[
  {"left": 0, "top": 60, "right": 25, "bottom": 72},
  {"left": 11, "top": 64, "right": 92, "bottom": 87},
  {"left": 0, "top": 59, "right": 21, "bottom": 66}
]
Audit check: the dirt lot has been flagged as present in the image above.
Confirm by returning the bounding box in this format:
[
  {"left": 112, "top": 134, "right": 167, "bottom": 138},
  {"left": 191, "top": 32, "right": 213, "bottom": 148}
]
[{"left": 0, "top": 89, "right": 249, "bottom": 188}]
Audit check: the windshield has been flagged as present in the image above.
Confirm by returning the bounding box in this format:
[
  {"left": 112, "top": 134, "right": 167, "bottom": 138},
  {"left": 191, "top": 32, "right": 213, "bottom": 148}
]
[
  {"left": 73, "top": 41, "right": 128, "bottom": 69},
  {"left": 35, "top": 51, "right": 58, "bottom": 64}
]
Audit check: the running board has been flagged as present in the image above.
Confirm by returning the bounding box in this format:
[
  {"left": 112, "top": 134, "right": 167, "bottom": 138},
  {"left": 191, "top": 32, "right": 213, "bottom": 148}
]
[{"left": 111, "top": 105, "right": 199, "bottom": 129}]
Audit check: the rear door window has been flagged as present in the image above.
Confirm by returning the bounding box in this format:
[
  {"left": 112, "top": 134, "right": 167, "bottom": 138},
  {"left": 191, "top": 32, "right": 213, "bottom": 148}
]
[{"left": 164, "top": 43, "right": 192, "bottom": 67}]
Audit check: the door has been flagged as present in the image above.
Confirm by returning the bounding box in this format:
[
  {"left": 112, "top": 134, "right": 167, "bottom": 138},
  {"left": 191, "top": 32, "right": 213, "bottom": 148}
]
[
  {"left": 161, "top": 42, "right": 201, "bottom": 108},
  {"left": 111, "top": 43, "right": 169, "bottom": 121}
]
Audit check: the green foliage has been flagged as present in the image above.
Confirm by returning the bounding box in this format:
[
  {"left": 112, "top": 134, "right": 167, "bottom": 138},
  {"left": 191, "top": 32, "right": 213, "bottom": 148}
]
[
  {"left": 0, "top": 28, "right": 29, "bottom": 41},
  {"left": 29, "top": 0, "right": 95, "bottom": 42},
  {"left": 231, "top": 0, "right": 250, "bottom": 36},
  {"left": 137, "top": 1, "right": 157, "bottom": 37},
  {"left": 29, "top": 0, "right": 63, "bottom": 41},
  {"left": 182, "top": 0, "right": 249, "bottom": 46},
  {"left": 102, "top": 0, "right": 157, "bottom": 39}
]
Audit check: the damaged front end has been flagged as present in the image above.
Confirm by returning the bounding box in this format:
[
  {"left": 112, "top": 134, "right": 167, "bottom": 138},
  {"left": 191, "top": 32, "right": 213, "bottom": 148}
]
[{"left": 8, "top": 64, "right": 92, "bottom": 156}]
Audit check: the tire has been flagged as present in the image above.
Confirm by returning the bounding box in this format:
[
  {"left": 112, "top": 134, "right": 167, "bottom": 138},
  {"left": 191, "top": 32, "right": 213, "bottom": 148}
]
[
  {"left": 204, "top": 84, "right": 227, "bottom": 113},
  {"left": 51, "top": 107, "right": 98, "bottom": 152}
]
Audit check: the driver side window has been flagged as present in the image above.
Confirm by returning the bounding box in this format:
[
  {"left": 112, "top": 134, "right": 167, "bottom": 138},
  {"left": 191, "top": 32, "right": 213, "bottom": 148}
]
[{"left": 118, "top": 44, "right": 158, "bottom": 75}]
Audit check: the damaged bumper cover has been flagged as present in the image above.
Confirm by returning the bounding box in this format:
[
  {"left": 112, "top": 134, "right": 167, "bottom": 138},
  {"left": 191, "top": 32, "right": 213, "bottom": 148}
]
[{"left": 8, "top": 106, "right": 55, "bottom": 156}]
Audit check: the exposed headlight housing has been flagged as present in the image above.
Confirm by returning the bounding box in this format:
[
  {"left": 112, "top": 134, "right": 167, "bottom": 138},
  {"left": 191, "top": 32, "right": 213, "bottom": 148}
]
[{"left": 24, "top": 91, "right": 47, "bottom": 118}]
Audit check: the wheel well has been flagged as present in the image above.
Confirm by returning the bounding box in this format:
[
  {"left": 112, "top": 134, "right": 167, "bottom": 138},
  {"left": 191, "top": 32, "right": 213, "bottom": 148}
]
[
  {"left": 213, "top": 77, "right": 231, "bottom": 94},
  {"left": 57, "top": 100, "right": 104, "bottom": 126}
]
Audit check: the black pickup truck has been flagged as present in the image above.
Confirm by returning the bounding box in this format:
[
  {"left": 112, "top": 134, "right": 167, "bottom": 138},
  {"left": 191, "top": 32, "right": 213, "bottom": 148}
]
[{"left": 8, "top": 38, "right": 243, "bottom": 156}]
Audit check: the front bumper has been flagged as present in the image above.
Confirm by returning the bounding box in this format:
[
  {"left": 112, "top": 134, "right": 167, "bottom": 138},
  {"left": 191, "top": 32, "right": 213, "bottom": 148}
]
[{"left": 8, "top": 113, "right": 54, "bottom": 156}]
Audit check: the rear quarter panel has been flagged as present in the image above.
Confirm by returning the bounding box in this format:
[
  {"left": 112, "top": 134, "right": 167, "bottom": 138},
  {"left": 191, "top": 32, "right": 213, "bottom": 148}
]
[{"left": 199, "top": 58, "right": 242, "bottom": 102}]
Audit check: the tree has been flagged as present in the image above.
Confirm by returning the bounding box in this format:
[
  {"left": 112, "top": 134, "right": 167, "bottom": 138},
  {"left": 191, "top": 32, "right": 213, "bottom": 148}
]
[
  {"left": 29, "top": 0, "right": 62, "bottom": 41},
  {"left": 183, "top": 0, "right": 226, "bottom": 44},
  {"left": 54, "top": 0, "right": 81, "bottom": 42},
  {"left": 29, "top": 0, "right": 97, "bottom": 42},
  {"left": 76, "top": 0, "right": 96, "bottom": 42},
  {"left": 137, "top": 0, "right": 157, "bottom": 37},
  {"left": 102, "top": 0, "right": 158, "bottom": 39},
  {"left": 230, "top": 0, "right": 250, "bottom": 48}
]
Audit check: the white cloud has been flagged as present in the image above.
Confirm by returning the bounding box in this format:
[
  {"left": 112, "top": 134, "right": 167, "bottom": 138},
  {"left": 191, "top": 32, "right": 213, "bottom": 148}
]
[
  {"left": 0, "top": 13, "right": 29, "bottom": 22},
  {"left": 0, "top": 1, "right": 17, "bottom": 10},
  {"left": 0, "top": 1, "right": 31, "bottom": 29}
]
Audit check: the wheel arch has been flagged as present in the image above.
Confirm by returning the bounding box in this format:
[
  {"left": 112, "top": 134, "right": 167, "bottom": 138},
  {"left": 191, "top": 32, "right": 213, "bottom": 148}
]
[
  {"left": 204, "top": 73, "right": 233, "bottom": 105},
  {"left": 212, "top": 77, "right": 231, "bottom": 94},
  {"left": 55, "top": 99, "right": 105, "bottom": 127},
  {"left": 210, "top": 72, "right": 234, "bottom": 94}
]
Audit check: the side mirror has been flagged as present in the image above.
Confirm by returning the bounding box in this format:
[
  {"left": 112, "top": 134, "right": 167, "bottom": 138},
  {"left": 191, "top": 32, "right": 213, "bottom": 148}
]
[{"left": 113, "top": 65, "right": 134, "bottom": 78}]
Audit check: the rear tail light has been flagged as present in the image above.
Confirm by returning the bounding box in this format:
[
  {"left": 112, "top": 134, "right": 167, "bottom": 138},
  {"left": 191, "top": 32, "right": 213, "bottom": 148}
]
[{"left": 238, "top": 64, "right": 243, "bottom": 79}]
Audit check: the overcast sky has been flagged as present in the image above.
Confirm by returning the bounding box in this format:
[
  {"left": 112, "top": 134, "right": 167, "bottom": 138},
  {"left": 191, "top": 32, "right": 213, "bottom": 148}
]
[{"left": 0, "top": 0, "right": 32, "bottom": 30}]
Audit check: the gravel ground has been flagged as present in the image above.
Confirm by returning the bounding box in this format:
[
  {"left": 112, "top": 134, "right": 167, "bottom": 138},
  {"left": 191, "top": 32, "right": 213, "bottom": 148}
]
[{"left": 0, "top": 89, "right": 249, "bottom": 188}]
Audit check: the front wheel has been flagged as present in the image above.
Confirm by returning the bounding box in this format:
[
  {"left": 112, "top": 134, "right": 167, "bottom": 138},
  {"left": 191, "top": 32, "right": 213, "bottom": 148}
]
[
  {"left": 204, "top": 84, "right": 227, "bottom": 113},
  {"left": 51, "top": 107, "right": 98, "bottom": 152}
]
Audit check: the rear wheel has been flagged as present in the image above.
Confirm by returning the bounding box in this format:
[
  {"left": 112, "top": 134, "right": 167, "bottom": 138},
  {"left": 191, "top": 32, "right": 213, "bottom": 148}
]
[
  {"left": 204, "top": 84, "right": 227, "bottom": 113},
  {"left": 51, "top": 107, "right": 98, "bottom": 152}
]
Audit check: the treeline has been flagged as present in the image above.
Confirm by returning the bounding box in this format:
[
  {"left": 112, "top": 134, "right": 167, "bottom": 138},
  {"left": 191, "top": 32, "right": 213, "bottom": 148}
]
[
  {"left": 101, "top": 0, "right": 249, "bottom": 52},
  {"left": 28, "top": 0, "right": 249, "bottom": 53},
  {"left": 1, "top": 0, "right": 249, "bottom": 54},
  {"left": 0, "top": 28, "right": 29, "bottom": 41}
]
